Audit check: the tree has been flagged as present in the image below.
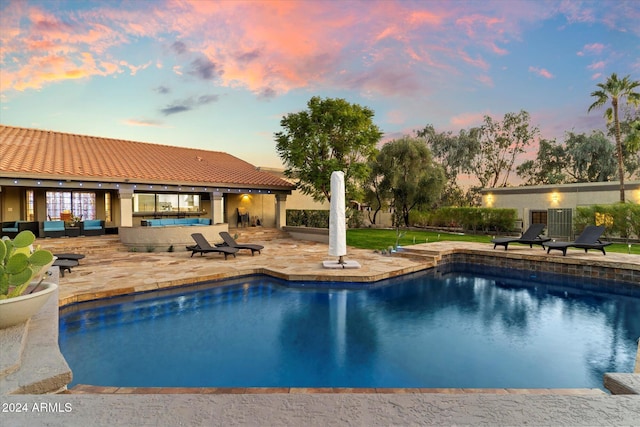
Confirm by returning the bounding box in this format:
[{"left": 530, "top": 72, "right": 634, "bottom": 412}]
[
  {"left": 375, "top": 137, "right": 445, "bottom": 227},
  {"left": 417, "top": 125, "right": 481, "bottom": 206},
  {"left": 611, "top": 108, "right": 640, "bottom": 180},
  {"left": 588, "top": 73, "right": 640, "bottom": 202},
  {"left": 516, "top": 138, "right": 567, "bottom": 185},
  {"left": 362, "top": 159, "right": 387, "bottom": 225},
  {"left": 473, "top": 110, "right": 539, "bottom": 189},
  {"left": 564, "top": 131, "right": 617, "bottom": 182},
  {"left": 275, "top": 96, "right": 382, "bottom": 202}
]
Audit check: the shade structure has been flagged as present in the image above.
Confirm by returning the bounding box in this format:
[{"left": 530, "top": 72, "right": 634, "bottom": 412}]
[{"left": 328, "top": 171, "right": 347, "bottom": 259}]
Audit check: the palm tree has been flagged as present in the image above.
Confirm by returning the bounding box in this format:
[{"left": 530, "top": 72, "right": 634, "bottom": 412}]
[{"left": 588, "top": 73, "right": 640, "bottom": 202}]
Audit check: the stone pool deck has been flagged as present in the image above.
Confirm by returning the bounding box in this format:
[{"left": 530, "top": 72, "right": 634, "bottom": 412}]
[{"left": 3, "top": 231, "right": 640, "bottom": 426}]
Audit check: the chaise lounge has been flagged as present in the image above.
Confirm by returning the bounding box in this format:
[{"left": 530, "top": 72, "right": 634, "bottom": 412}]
[
  {"left": 218, "top": 231, "right": 264, "bottom": 256},
  {"left": 186, "top": 233, "right": 238, "bottom": 259},
  {"left": 491, "top": 223, "right": 550, "bottom": 250},
  {"left": 543, "top": 225, "right": 612, "bottom": 256}
]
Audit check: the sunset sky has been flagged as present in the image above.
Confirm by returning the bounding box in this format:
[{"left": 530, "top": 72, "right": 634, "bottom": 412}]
[{"left": 1, "top": 0, "right": 639, "bottom": 169}]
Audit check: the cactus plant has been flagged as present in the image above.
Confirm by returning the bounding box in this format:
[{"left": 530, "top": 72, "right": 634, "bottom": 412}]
[{"left": 0, "top": 230, "right": 54, "bottom": 299}]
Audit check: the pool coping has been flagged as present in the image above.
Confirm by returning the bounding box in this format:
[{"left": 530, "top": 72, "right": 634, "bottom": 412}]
[{"left": 69, "top": 384, "right": 609, "bottom": 395}]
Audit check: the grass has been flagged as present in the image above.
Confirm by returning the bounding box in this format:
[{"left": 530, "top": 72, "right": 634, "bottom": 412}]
[{"left": 346, "top": 228, "right": 640, "bottom": 255}]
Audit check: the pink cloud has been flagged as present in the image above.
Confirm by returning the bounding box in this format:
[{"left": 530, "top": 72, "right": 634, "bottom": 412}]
[
  {"left": 124, "top": 119, "right": 165, "bottom": 127},
  {"left": 476, "top": 75, "right": 494, "bottom": 87},
  {"left": 0, "top": 0, "right": 629, "bottom": 101},
  {"left": 577, "top": 42, "right": 605, "bottom": 56},
  {"left": 450, "top": 112, "right": 485, "bottom": 128},
  {"left": 587, "top": 61, "right": 606, "bottom": 70},
  {"left": 528, "top": 66, "right": 554, "bottom": 79}
]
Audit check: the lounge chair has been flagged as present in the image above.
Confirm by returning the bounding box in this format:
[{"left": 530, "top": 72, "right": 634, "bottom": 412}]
[
  {"left": 544, "top": 225, "right": 612, "bottom": 256},
  {"left": 492, "top": 223, "right": 550, "bottom": 250},
  {"left": 218, "top": 231, "right": 264, "bottom": 256},
  {"left": 187, "top": 233, "right": 238, "bottom": 259}
]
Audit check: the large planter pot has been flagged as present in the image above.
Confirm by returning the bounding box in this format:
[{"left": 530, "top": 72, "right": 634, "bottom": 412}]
[{"left": 0, "top": 282, "right": 58, "bottom": 328}]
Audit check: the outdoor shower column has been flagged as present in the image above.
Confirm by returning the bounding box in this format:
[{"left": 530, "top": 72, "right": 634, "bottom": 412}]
[
  {"left": 118, "top": 186, "right": 134, "bottom": 227},
  {"left": 275, "top": 194, "right": 287, "bottom": 229}
]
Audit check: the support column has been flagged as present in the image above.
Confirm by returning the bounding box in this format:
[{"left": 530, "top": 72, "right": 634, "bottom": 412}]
[
  {"left": 210, "top": 192, "right": 223, "bottom": 224},
  {"left": 275, "top": 194, "right": 287, "bottom": 229},
  {"left": 118, "top": 187, "right": 134, "bottom": 228}
]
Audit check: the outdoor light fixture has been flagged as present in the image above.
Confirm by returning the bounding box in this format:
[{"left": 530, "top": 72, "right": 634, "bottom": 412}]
[
  {"left": 551, "top": 192, "right": 559, "bottom": 204},
  {"left": 486, "top": 194, "right": 493, "bottom": 205}
]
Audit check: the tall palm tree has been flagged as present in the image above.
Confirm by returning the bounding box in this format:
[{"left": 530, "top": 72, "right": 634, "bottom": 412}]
[{"left": 588, "top": 73, "right": 640, "bottom": 202}]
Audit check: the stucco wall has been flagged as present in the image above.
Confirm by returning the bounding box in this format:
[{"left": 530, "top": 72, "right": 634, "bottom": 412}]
[
  {"left": 481, "top": 181, "right": 640, "bottom": 230},
  {"left": 118, "top": 223, "right": 229, "bottom": 251}
]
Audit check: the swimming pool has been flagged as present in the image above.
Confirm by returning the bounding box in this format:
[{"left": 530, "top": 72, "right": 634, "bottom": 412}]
[{"left": 58, "top": 265, "right": 640, "bottom": 389}]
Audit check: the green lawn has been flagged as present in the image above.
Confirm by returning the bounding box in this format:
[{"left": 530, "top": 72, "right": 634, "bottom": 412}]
[{"left": 346, "top": 228, "right": 640, "bottom": 255}]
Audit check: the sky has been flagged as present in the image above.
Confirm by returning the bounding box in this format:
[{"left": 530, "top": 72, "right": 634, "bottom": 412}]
[{"left": 1, "top": 0, "right": 639, "bottom": 170}]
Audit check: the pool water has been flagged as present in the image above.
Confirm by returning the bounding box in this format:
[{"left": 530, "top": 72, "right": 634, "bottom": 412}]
[{"left": 58, "top": 267, "right": 640, "bottom": 389}]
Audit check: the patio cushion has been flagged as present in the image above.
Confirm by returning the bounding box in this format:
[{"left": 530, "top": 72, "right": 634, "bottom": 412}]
[{"left": 44, "top": 221, "right": 65, "bottom": 231}]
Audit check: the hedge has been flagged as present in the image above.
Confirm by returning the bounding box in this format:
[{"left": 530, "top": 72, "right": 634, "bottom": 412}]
[
  {"left": 410, "top": 207, "right": 518, "bottom": 233},
  {"left": 286, "top": 210, "right": 330, "bottom": 228},
  {"left": 575, "top": 203, "right": 640, "bottom": 239}
]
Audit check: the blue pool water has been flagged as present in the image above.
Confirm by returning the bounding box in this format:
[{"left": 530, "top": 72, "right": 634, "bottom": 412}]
[{"left": 59, "top": 266, "right": 640, "bottom": 389}]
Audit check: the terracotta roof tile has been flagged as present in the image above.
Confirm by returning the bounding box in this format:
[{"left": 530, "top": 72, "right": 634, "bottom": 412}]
[{"left": 0, "top": 125, "right": 294, "bottom": 190}]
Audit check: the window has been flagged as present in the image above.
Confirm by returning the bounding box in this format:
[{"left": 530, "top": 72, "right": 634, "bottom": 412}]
[
  {"left": 530, "top": 210, "right": 547, "bottom": 226},
  {"left": 26, "top": 190, "right": 35, "bottom": 221},
  {"left": 73, "top": 192, "right": 96, "bottom": 220},
  {"left": 46, "top": 191, "right": 96, "bottom": 220},
  {"left": 46, "top": 192, "right": 72, "bottom": 220},
  {"left": 132, "top": 193, "right": 201, "bottom": 214}
]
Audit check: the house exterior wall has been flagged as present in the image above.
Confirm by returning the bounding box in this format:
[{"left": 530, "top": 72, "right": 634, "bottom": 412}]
[
  {"left": 1, "top": 186, "right": 22, "bottom": 222},
  {"left": 480, "top": 181, "right": 640, "bottom": 232}
]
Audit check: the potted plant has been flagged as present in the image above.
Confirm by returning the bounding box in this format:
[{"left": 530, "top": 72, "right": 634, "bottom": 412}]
[{"left": 0, "top": 230, "right": 56, "bottom": 328}]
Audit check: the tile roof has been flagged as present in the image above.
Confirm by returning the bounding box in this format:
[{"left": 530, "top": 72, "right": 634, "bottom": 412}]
[{"left": 0, "top": 125, "right": 294, "bottom": 190}]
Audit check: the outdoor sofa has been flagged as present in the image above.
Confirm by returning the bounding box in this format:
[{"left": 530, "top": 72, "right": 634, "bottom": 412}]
[
  {"left": 82, "top": 219, "right": 105, "bottom": 236},
  {"left": 43, "top": 220, "right": 66, "bottom": 238},
  {"left": 145, "top": 218, "right": 211, "bottom": 227},
  {"left": 1, "top": 221, "right": 39, "bottom": 239}
]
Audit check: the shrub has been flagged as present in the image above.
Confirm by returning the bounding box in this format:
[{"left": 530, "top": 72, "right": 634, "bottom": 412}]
[
  {"left": 410, "top": 207, "right": 517, "bottom": 233},
  {"left": 286, "top": 210, "right": 330, "bottom": 228},
  {"left": 576, "top": 203, "right": 639, "bottom": 240}
]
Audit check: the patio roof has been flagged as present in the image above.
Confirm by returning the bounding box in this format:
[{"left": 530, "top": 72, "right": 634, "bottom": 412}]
[{"left": 0, "top": 125, "right": 295, "bottom": 191}]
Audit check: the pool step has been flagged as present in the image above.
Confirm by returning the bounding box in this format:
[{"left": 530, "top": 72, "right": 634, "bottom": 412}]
[
  {"left": 37, "top": 235, "right": 129, "bottom": 256},
  {"left": 395, "top": 247, "right": 441, "bottom": 264}
]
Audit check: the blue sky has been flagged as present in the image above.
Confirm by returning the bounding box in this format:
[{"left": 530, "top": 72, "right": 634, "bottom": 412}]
[{"left": 1, "top": 0, "right": 639, "bottom": 169}]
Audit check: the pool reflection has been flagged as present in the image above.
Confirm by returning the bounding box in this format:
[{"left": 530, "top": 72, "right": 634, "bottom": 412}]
[{"left": 59, "top": 267, "right": 640, "bottom": 389}]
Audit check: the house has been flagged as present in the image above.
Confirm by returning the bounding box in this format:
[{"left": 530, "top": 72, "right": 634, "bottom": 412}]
[
  {"left": 0, "top": 125, "right": 295, "bottom": 239},
  {"left": 480, "top": 181, "right": 640, "bottom": 239}
]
